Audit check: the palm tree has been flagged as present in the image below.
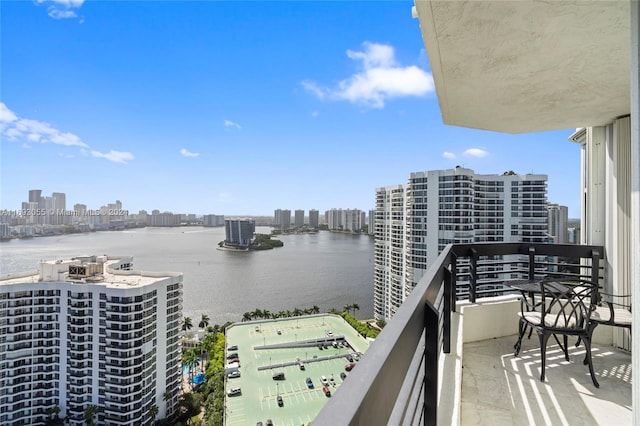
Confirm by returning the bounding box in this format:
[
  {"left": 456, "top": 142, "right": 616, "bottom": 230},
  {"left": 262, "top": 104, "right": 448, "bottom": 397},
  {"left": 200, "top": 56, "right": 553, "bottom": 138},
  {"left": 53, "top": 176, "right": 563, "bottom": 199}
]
[
  {"left": 242, "top": 312, "right": 252, "bottom": 322},
  {"left": 343, "top": 304, "right": 353, "bottom": 315},
  {"left": 312, "top": 305, "right": 320, "bottom": 314},
  {"left": 198, "top": 314, "right": 210, "bottom": 330},
  {"left": 262, "top": 309, "right": 271, "bottom": 319},
  {"left": 182, "top": 348, "right": 198, "bottom": 383},
  {"left": 293, "top": 307, "right": 303, "bottom": 317},
  {"left": 182, "top": 316, "right": 193, "bottom": 332},
  {"left": 277, "top": 310, "right": 287, "bottom": 319},
  {"left": 352, "top": 303, "right": 360, "bottom": 317},
  {"left": 149, "top": 404, "right": 159, "bottom": 422},
  {"left": 163, "top": 390, "right": 173, "bottom": 402},
  {"left": 84, "top": 404, "right": 98, "bottom": 426}
]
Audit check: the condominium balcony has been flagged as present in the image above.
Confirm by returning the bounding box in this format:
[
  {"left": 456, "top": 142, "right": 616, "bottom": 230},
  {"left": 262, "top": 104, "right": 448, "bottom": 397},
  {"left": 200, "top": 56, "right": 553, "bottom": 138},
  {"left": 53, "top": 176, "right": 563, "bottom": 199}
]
[{"left": 316, "top": 243, "right": 632, "bottom": 425}]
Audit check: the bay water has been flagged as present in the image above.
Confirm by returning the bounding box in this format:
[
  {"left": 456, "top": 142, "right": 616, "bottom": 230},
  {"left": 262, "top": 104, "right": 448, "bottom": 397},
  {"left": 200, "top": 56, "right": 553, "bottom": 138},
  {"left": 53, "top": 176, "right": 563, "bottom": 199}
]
[{"left": 0, "top": 227, "right": 374, "bottom": 325}]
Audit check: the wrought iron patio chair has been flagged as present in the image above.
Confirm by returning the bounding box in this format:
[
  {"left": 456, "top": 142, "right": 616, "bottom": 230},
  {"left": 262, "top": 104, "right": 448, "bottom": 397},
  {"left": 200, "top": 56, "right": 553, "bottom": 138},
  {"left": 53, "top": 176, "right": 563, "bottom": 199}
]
[{"left": 516, "top": 279, "right": 600, "bottom": 387}]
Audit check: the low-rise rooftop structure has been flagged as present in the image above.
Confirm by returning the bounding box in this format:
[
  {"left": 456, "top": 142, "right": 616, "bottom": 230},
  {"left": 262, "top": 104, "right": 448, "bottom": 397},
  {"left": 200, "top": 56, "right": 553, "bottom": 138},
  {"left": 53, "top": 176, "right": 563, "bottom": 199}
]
[{"left": 224, "top": 314, "right": 371, "bottom": 426}]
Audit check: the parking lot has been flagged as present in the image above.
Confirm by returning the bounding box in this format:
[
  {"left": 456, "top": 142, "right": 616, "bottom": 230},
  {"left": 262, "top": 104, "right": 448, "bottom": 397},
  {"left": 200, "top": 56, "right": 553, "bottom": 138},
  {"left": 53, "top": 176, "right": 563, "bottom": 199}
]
[{"left": 224, "top": 314, "right": 370, "bottom": 426}]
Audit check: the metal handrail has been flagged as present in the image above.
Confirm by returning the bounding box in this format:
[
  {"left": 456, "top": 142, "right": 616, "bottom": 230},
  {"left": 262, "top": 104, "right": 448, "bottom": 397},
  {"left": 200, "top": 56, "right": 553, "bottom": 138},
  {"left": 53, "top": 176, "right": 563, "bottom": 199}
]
[{"left": 314, "top": 242, "right": 602, "bottom": 426}]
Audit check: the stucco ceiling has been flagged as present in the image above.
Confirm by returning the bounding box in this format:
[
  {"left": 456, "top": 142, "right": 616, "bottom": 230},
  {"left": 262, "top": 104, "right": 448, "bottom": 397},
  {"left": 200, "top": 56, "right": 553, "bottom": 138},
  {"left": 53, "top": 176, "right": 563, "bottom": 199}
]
[{"left": 414, "top": 0, "right": 630, "bottom": 134}]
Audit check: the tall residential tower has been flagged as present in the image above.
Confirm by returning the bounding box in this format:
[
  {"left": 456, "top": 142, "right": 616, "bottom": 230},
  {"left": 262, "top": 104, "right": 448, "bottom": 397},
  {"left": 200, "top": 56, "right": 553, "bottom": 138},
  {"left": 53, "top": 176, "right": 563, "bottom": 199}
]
[
  {"left": 374, "top": 168, "right": 548, "bottom": 320},
  {"left": 0, "top": 255, "right": 183, "bottom": 426}
]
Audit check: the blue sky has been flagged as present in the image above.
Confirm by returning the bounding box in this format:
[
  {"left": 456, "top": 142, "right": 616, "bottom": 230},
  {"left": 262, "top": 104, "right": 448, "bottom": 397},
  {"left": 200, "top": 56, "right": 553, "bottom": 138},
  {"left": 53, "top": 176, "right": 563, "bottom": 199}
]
[{"left": 1, "top": 1, "right": 581, "bottom": 217}]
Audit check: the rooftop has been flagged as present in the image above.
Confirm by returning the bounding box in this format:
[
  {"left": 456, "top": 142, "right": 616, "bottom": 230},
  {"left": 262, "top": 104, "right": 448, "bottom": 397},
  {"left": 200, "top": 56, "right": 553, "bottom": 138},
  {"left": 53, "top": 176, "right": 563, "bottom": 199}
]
[
  {"left": 0, "top": 255, "right": 182, "bottom": 287},
  {"left": 223, "top": 314, "right": 371, "bottom": 426}
]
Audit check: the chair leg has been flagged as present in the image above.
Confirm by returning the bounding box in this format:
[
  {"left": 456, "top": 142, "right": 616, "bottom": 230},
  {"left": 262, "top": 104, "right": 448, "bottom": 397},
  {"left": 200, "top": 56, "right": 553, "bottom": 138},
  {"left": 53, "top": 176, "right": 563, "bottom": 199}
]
[
  {"left": 514, "top": 318, "right": 526, "bottom": 356},
  {"left": 538, "top": 331, "right": 551, "bottom": 383},
  {"left": 563, "top": 335, "right": 569, "bottom": 361},
  {"left": 584, "top": 322, "right": 599, "bottom": 365},
  {"left": 582, "top": 335, "right": 600, "bottom": 388}
]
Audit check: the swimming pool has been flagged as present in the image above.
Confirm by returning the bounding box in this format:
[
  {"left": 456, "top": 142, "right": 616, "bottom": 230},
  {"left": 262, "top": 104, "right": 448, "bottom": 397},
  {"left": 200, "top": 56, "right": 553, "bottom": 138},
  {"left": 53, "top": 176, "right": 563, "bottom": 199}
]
[{"left": 182, "top": 357, "right": 201, "bottom": 375}]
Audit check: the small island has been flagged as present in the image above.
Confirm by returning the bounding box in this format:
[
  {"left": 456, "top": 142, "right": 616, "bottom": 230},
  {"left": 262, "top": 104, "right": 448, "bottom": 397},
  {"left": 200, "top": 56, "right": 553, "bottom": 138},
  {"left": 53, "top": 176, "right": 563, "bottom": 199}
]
[{"left": 218, "top": 233, "right": 283, "bottom": 251}]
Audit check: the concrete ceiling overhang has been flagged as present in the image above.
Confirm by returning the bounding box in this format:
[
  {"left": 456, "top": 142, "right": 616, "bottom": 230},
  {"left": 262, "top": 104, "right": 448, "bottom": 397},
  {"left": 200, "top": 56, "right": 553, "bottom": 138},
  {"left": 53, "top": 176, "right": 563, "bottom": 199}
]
[{"left": 414, "top": 0, "right": 631, "bottom": 134}]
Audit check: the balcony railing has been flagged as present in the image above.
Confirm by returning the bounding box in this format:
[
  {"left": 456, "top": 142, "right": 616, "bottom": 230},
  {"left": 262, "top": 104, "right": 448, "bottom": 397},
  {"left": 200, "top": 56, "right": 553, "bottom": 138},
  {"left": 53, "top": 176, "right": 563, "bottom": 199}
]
[{"left": 315, "top": 242, "right": 602, "bottom": 426}]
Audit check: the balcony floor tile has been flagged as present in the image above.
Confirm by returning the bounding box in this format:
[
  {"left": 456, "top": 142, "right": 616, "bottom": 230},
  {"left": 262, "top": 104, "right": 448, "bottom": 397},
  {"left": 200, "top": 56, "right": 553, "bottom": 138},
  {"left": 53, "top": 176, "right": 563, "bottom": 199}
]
[{"left": 462, "top": 335, "right": 631, "bottom": 425}]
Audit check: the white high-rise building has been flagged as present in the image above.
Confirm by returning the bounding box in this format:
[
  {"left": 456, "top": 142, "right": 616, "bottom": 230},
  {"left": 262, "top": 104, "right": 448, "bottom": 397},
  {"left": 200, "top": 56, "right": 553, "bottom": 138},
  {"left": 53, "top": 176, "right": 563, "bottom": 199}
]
[
  {"left": 0, "top": 255, "right": 183, "bottom": 426},
  {"left": 273, "top": 209, "right": 291, "bottom": 228},
  {"left": 547, "top": 203, "right": 569, "bottom": 243},
  {"left": 374, "top": 168, "right": 548, "bottom": 320},
  {"left": 203, "top": 214, "right": 225, "bottom": 227},
  {"left": 294, "top": 210, "right": 305, "bottom": 227},
  {"left": 308, "top": 209, "right": 319, "bottom": 228}
]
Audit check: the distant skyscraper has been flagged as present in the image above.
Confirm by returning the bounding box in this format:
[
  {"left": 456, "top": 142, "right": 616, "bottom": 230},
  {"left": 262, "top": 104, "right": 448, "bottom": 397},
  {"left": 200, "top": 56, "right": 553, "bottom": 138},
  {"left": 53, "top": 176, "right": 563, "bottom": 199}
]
[
  {"left": 0, "top": 255, "right": 183, "bottom": 426},
  {"left": 224, "top": 219, "right": 256, "bottom": 247},
  {"left": 309, "top": 209, "right": 319, "bottom": 228},
  {"left": 547, "top": 203, "right": 569, "bottom": 243},
  {"left": 374, "top": 168, "right": 548, "bottom": 320},
  {"left": 28, "top": 189, "right": 42, "bottom": 205},
  {"left": 274, "top": 209, "right": 291, "bottom": 228},
  {"left": 203, "top": 214, "right": 225, "bottom": 227},
  {"left": 294, "top": 209, "right": 305, "bottom": 227},
  {"left": 325, "top": 208, "right": 366, "bottom": 231}
]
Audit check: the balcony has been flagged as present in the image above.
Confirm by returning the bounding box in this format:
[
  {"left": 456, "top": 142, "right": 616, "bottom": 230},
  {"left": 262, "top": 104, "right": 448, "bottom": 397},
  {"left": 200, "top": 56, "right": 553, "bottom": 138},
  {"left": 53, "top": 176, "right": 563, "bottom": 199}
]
[{"left": 316, "top": 243, "right": 632, "bottom": 425}]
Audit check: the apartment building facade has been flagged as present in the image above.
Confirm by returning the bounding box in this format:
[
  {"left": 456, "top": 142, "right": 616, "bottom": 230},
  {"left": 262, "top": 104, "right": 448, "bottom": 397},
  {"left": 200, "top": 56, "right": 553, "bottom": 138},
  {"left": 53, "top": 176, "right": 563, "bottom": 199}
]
[
  {"left": 374, "top": 168, "right": 548, "bottom": 320},
  {"left": 0, "top": 255, "right": 183, "bottom": 426}
]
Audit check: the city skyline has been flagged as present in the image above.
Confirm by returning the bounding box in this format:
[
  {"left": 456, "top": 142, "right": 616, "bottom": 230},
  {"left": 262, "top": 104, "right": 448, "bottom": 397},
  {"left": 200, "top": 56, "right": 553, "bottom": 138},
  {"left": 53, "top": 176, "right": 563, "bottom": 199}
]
[{"left": 1, "top": 1, "right": 581, "bottom": 217}]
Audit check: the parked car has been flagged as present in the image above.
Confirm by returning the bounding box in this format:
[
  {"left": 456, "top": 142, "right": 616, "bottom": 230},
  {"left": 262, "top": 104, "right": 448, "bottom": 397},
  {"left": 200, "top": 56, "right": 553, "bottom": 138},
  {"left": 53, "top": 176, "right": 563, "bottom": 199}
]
[
  {"left": 227, "top": 387, "right": 242, "bottom": 396},
  {"left": 305, "top": 377, "right": 314, "bottom": 389},
  {"left": 320, "top": 375, "right": 329, "bottom": 386},
  {"left": 266, "top": 420, "right": 273, "bottom": 426},
  {"left": 228, "top": 345, "right": 238, "bottom": 351},
  {"left": 327, "top": 330, "right": 333, "bottom": 337},
  {"left": 322, "top": 385, "right": 331, "bottom": 397},
  {"left": 277, "top": 395, "right": 284, "bottom": 407},
  {"left": 256, "top": 422, "right": 263, "bottom": 426},
  {"left": 277, "top": 329, "right": 282, "bottom": 335},
  {"left": 228, "top": 370, "right": 241, "bottom": 379},
  {"left": 227, "top": 353, "right": 239, "bottom": 360},
  {"left": 298, "top": 362, "right": 305, "bottom": 370},
  {"left": 340, "top": 372, "right": 347, "bottom": 380},
  {"left": 272, "top": 372, "right": 285, "bottom": 380},
  {"left": 345, "top": 363, "right": 356, "bottom": 371},
  {"left": 346, "top": 355, "right": 354, "bottom": 362}
]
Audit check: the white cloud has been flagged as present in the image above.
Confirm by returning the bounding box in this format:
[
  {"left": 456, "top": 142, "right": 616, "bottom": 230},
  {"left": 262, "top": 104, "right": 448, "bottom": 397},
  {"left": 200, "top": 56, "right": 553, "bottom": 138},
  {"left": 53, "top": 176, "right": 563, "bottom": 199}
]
[
  {"left": 301, "top": 81, "right": 326, "bottom": 99},
  {"left": 0, "top": 102, "right": 18, "bottom": 123},
  {"left": 2, "top": 102, "right": 133, "bottom": 163},
  {"left": 463, "top": 148, "right": 489, "bottom": 158},
  {"left": 302, "top": 42, "right": 434, "bottom": 109},
  {"left": 180, "top": 148, "right": 200, "bottom": 158},
  {"left": 91, "top": 150, "right": 134, "bottom": 164},
  {"left": 0, "top": 102, "right": 88, "bottom": 148},
  {"left": 224, "top": 119, "right": 242, "bottom": 129},
  {"left": 48, "top": 8, "right": 77, "bottom": 19},
  {"left": 35, "top": 0, "right": 84, "bottom": 20},
  {"left": 443, "top": 151, "right": 456, "bottom": 159}
]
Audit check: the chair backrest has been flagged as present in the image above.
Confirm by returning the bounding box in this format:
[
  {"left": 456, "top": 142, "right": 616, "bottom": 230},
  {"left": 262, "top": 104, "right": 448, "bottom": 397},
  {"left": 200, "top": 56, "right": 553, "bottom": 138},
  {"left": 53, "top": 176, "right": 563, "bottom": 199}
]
[{"left": 540, "top": 280, "right": 598, "bottom": 331}]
